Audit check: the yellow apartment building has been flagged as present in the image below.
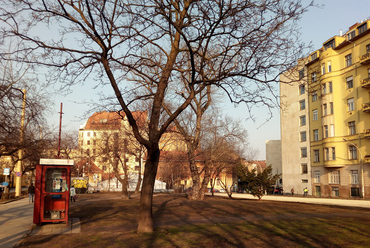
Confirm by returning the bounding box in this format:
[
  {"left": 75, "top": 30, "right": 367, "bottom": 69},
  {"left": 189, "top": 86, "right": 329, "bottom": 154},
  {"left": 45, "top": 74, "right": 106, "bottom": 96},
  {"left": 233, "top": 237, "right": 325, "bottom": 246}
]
[{"left": 282, "top": 20, "right": 370, "bottom": 199}]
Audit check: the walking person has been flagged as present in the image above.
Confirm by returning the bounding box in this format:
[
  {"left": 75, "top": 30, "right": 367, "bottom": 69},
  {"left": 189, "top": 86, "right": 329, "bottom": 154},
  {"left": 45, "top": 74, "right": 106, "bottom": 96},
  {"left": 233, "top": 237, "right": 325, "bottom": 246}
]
[
  {"left": 304, "top": 187, "right": 308, "bottom": 196},
  {"left": 291, "top": 188, "right": 294, "bottom": 196},
  {"left": 70, "top": 185, "right": 76, "bottom": 203},
  {"left": 28, "top": 183, "right": 35, "bottom": 203}
]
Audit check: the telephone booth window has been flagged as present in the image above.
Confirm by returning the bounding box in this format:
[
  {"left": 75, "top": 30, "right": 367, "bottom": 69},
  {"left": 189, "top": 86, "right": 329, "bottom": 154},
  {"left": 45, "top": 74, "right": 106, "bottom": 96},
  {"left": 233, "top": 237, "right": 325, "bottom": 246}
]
[{"left": 45, "top": 168, "right": 67, "bottom": 193}]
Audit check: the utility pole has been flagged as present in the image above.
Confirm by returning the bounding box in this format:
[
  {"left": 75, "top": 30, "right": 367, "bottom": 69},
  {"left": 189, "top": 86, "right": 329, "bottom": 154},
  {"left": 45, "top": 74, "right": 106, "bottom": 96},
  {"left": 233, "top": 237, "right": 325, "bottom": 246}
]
[
  {"left": 15, "top": 89, "right": 26, "bottom": 197},
  {"left": 57, "top": 103, "right": 63, "bottom": 159}
]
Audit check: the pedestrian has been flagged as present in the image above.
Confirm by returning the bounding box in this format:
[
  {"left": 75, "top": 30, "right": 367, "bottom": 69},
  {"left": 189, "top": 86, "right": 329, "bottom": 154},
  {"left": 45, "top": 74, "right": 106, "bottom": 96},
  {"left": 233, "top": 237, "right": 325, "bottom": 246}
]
[
  {"left": 291, "top": 188, "right": 294, "bottom": 196},
  {"left": 70, "top": 185, "right": 76, "bottom": 203},
  {"left": 28, "top": 183, "right": 35, "bottom": 203},
  {"left": 304, "top": 187, "right": 308, "bottom": 196}
]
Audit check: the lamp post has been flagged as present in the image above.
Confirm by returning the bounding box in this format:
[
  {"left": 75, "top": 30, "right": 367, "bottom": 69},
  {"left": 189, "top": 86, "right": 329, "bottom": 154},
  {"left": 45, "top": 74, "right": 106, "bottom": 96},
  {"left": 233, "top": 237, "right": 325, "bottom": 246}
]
[
  {"left": 15, "top": 89, "right": 26, "bottom": 197},
  {"left": 343, "top": 138, "right": 364, "bottom": 198}
]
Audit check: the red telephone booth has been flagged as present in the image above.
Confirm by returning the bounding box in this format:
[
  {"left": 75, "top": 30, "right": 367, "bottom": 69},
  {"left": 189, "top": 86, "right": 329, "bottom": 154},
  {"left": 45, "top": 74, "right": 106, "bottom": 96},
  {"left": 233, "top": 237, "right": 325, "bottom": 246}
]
[{"left": 33, "top": 159, "right": 74, "bottom": 225}]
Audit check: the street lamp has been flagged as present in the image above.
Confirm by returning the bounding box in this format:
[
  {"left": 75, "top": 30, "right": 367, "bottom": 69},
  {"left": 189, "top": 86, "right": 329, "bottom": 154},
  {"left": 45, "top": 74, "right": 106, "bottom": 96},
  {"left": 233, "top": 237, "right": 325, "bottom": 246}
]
[{"left": 343, "top": 138, "right": 364, "bottom": 198}]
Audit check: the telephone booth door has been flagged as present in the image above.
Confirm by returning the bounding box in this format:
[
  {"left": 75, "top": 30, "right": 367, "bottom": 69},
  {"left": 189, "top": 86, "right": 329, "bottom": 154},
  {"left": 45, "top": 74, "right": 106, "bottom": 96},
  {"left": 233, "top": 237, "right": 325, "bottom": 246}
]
[{"left": 33, "top": 159, "right": 73, "bottom": 225}]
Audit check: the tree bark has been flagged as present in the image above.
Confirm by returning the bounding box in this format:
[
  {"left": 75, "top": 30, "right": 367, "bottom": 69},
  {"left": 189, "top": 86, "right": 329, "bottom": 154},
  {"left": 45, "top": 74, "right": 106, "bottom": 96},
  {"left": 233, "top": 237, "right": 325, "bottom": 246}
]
[{"left": 137, "top": 146, "right": 160, "bottom": 233}]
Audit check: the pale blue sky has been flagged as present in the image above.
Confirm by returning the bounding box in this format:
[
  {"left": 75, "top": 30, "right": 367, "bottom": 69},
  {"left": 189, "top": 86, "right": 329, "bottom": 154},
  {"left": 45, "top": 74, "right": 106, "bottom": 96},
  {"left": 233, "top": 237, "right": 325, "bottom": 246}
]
[{"left": 49, "top": 0, "right": 370, "bottom": 160}]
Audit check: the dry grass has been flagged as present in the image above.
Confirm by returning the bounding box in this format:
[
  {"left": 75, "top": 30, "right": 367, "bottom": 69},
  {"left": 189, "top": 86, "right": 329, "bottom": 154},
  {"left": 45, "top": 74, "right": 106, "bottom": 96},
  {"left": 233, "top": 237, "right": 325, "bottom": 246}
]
[{"left": 17, "top": 193, "right": 370, "bottom": 248}]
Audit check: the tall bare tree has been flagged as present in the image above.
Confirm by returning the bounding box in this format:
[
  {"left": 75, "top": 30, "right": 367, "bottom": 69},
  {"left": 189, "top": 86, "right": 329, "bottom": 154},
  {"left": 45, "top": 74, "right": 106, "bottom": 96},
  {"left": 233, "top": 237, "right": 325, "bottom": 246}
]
[{"left": 0, "top": 0, "right": 313, "bottom": 232}]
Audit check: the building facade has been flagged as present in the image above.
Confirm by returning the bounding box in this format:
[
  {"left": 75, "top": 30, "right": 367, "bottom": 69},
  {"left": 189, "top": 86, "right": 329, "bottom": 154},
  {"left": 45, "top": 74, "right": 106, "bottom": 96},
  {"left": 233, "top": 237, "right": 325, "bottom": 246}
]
[
  {"left": 280, "top": 58, "right": 312, "bottom": 196},
  {"left": 265, "top": 140, "right": 283, "bottom": 188},
  {"left": 281, "top": 20, "right": 370, "bottom": 199}
]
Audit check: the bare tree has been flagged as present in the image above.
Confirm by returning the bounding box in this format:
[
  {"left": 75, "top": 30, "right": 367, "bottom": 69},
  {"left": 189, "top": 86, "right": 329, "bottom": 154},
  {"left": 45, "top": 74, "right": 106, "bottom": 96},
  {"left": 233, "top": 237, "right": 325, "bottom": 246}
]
[{"left": 0, "top": 0, "right": 313, "bottom": 233}]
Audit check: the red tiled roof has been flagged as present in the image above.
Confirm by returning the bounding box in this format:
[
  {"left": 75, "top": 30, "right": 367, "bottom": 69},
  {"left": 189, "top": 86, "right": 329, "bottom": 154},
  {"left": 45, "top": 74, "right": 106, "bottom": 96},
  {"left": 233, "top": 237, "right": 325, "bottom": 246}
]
[{"left": 84, "top": 111, "right": 147, "bottom": 130}]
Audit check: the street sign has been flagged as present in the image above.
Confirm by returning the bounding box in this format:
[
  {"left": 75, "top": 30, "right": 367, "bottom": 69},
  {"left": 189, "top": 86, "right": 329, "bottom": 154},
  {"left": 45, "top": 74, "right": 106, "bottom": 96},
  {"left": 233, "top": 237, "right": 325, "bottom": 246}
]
[
  {"left": 2, "top": 182, "right": 9, "bottom": 186},
  {"left": 3, "top": 168, "right": 10, "bottom": 175},
  {"left": 16, "top": 172, "right": 21, "bottom": 177},
  {"left": 40, "top": 158, "right": 74, "bottom": 166}
]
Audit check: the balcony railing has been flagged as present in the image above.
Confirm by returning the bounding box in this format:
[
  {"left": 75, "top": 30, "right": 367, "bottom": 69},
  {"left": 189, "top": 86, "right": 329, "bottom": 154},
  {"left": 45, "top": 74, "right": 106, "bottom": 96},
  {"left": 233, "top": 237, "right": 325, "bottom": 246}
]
[
  {"left": 360, "top": 52, "right": 370, "bottom": 65},
  {"left": 363, "top": 102, "right": 370, "bottom": 113},
  {"left": 362, "top": 77, "right": 370, "bottom": 88},
  {"left": 365, "top": 129, "right": 370, "bottom": 138},
  {"left": 364, "top": 155, "right": 370, "bottom": 164}
]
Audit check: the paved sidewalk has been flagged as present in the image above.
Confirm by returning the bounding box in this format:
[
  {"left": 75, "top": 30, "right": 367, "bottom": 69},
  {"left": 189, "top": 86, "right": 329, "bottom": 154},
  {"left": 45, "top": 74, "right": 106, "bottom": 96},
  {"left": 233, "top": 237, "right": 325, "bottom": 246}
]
[
  {"left": 214, "top": 192, "right": 370, "bottom": 208},
  {"left": 0, "top": 198, "right": 80, "bottom": 248}
]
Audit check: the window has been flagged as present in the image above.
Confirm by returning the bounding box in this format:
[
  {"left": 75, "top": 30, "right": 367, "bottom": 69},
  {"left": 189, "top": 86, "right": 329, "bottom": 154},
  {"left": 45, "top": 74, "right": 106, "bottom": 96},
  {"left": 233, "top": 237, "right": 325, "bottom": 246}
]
[
  {"left": 349, "top": 145, "right": 358, "bottom": 159},
  {"left": 87, "top": 132, "right": 91, "bottom": 137},
  {"left": 300, "top": 131, "right": 307, "bottom": 142},
  {"left": 301, "top": 179, "right": 309, "bottom": 183},
  {"left": 311, "top": 52, "right": 317, "bottom": 60},
  {"left": 332, "top": 147, "right": 336, "bottom": 160},
  {"left": 331, "top": 187, "right": 339, "bottom": 197},
  {"left": 314, "top": 170, "right": 320, "bottom": 183},
  {"left": 312, "top": 91, "right": 317, "bottom": 102},
  {"left": 299, "top": 69, "right": 304, "bottom": 79},
  {"left": 93, "top": 132, "right": 96, "bottom": 137},
  {"left": 345, "top": 54, "right": 352, "bottom": 67},
  {"left": 102, "top": 165, "right": 107, "bottom": 171},
  {"left": 300, "top": 100, "right": 305, "bottom": 110},
  {"left": 301, "top": 147, "right": 307, "bottom": 158},
  {"left": 330, "top": 125, "right": 335, "bottom": 137},
  {"left": 358, "top": 22, "right": 367, "bottom": 34},
  {"left": 301, "top": 164, "right": 308, "bottom": 174},
  {"left": 86, "top": 149, "right": 90, "bottom": 156},
  {"left": 321, "top": 63, "right": 325, "bottom": 74},
  {"left": 87, "top": 140, "right": 90, "bottom": 145},
  {"left": 300, "top": 115, "right": 306, "bottom": 126},
  {"left": 322, "top": 83, "right": 326, "bottom": 94},
  {"left": 367, "top": 44, "right": 370, "bottom": 52},
  {"left": 93, "top": 149, "right": 96, "bottom": 155},
  {"left": 327, "top": 61, "right": 332, "bottom": 72},
  {"left": 323, "top": 103, "right": 327, "bottom": 116},
  {"left": 346, "top": 76, "right": 353, "bottom": 89},
  {"left": 312, "top": 73, "right": 317, "bottom": 82},
  {"left": 351, "top": 170, "right": 359, "bottom": 184},
  {"left": 299, "top": 84, "right": 305, "bottom": 95},
  {"left": 330, "top": 102, "right": 334, "bottom": 114},
  {"left": 314, "top": 150, "right": 320, "bottom": 162},
  {"left": 324, "top": 125, "right": 328, "bottom": 138},
  {"left": 329, "top": 170, "right": 340, "bottom": 184},
  {"left": 313, "top": 129, "right": 319, "bottom": 141},
  {"left": 347, "top": 30, "right": 356, "bottom": 40},
  {"left": 324, "top": 148, "right": 329, "bottom": 161},
  {"left": 347, "top": 98, "right": 354, "bottom": 111},
  {"left": 349, "top": 121, "right": 356, "bottom": 135},
  {"left": 93, "top": 140, "right": 96, "bottom": 145},
  {"left": 324, "top": 39, "right": 335, "bottom": 50},
  {"left": 328, "top": 82, "right": 333, "bottom": 93}
]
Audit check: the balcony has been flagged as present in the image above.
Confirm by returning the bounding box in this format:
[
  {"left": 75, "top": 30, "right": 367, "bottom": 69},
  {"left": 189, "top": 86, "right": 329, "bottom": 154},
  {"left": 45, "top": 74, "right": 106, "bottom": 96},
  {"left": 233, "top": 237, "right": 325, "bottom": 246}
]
[
  {"left": 365, "top": 129, "right": 370, "bottom": 138},
  {"left": 363, "top": 102, "right": 370, "bottom": 113},
  {"left": 362, "top": 77, "right": 370, "bottom": 88},
  {"left": 360, "top": 52, "right": 370, "bottom": 65},
  {"left": 364, "top": 155, "right": 370, "bottom": 164}
]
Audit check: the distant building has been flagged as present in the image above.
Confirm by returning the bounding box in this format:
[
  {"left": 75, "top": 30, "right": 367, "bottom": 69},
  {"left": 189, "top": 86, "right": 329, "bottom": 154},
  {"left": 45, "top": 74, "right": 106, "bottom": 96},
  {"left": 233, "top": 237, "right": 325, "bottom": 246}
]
[
  {"left": 266, "top": 140, "right": 283, "bottom": 188},
  {"left": 280, "top": 20, "right": 370, "bottom": 198}
]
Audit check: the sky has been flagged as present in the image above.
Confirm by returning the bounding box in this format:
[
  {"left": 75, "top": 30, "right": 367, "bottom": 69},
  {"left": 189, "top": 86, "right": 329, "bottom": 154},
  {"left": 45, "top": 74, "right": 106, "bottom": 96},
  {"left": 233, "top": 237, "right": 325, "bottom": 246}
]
[{"left": 47, "top": 0, "right": 370, "bottom": 160}]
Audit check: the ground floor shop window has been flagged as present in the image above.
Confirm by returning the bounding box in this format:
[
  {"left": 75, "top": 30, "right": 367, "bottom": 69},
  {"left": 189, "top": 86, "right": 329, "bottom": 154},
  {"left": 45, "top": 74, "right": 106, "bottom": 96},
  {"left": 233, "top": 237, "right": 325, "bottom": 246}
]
[
  {"left": 351, "top": 187, "right": 360, "bottom": 197},
  {"left": 331, "top": 187, "right": 339, "bottom": 197}
]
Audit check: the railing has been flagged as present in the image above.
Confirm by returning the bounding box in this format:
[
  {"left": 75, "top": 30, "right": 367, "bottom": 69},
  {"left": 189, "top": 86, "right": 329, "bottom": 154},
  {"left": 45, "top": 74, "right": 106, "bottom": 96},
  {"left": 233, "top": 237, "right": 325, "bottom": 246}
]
[
  {"left": 364, "top": 155, "right": 370, "bottom": 164},
  {"left": 363, "top": 102, "right": 370, "bottom": 113},
  {"left": 360, "top": 52, "right": 370, "bottom": 64},
  {"left": 361, "top": 77, "right": 370, "bottom": 88},
  {"left": 365, "top": 129, "right": 370, "bottom": 138}
]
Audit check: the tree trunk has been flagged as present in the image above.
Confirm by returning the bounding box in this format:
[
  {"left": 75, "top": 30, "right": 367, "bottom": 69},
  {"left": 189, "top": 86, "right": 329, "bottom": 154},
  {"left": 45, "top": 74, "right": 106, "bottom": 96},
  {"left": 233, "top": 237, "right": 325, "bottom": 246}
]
[
  {"left": 135, "top": 153, "right": 142, "bottom": 194},
  {"left": 187, "top": 150, "right": 204, "bottom": 200},
  {"left": 137, "top": 146, "right": 160, "bottom": 233}
]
